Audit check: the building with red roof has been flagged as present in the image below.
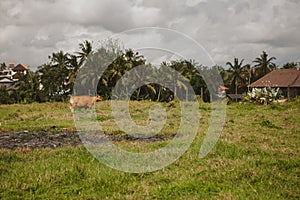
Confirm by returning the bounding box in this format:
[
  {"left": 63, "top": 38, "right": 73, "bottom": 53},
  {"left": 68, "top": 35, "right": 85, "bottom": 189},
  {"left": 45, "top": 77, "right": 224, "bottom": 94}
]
[{"left": 250, "top": 69, "right": 300, "bottom": 99}]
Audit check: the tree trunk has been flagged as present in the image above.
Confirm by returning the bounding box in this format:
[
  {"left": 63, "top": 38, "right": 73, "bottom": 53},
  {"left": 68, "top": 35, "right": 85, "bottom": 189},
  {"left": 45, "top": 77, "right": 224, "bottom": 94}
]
[
  {"left": 157, "top": 86, "right": 162, "bottom": 101},
  {"left": 235, "top": 80, "right": 238, "bottom": 102}
]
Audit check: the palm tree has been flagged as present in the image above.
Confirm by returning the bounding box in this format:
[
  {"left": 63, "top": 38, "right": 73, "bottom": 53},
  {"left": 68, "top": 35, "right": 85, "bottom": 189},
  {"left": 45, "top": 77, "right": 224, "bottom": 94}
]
[
  {"left": 68, "top": 55, "right": 81, "bottom": 71},
  {"left": 38, "top": 51, "right": 70, "bottom": 100},
  {"left": 50, "top": 51, "right": 70, "bottom": 68},
  {"left": 226, "top": 58, "right": 250, "bottom": 96},
  {"left": 179, "top": 59, "right": 199, "bottom": 80},
  {"left": 111, "top": 49, "right": 146, "bottom": 99},
  {"left": 76, "top": 40, "right": 93, "bottom": 66},
  {"left": 18, "top": 71, "right": 40, "bottom": 103},
  {"left": 168, "top": 60, "right": 191, "bottom": 101},
  {"left": 67, "top": 55, "right": 81, "bottom": 91},
  {"left": 155, "top": 66, "right": 172, "bottom": 101},
  {"left": 253, "top": 51, "right": 276, "bottom": 78},
  {"left": 131, "top": 64, "right": 156, "bottom": 100},
  {"left": 282, "top": 62, "right": 299, "bottom": 69},
  {"left": 97, "top": 48, "right": 146, "bottom": 99},
  {"left": 0, "top": 62, "right": 6, "bottom": 70}
]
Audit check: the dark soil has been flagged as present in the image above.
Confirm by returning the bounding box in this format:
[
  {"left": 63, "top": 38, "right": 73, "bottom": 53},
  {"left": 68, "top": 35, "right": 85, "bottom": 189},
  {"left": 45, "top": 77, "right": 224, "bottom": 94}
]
[
  {"left": 0, "top": 131, "right": 172, "bottom": 150},
  {"left": 0, "top": 131, "right": 82, "bottom": 150}
]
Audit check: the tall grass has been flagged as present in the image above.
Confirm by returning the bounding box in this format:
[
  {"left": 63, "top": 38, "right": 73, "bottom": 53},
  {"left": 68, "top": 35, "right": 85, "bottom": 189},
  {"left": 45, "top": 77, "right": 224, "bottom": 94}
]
[{"left": 0, "top": 100, "right": 299, "bottom": 199}]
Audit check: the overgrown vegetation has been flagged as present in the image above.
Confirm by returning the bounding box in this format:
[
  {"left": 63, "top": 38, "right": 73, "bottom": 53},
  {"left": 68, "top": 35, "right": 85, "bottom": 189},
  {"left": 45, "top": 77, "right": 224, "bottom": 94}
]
[
  {"left": 246, "top": 87, "right": 282, "bottom": 104},
  {"left": 1, "top": 40, "right": 299, "bottom": 104},
  {"left": 0, "top": 100, "right": 299, "bottom": 199}
]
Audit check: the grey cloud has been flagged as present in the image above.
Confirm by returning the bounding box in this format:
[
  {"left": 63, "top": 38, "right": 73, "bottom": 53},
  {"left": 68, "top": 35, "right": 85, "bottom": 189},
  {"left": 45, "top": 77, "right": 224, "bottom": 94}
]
[{"left": 0, "top": 0, "right": 299, "bottom": 69}]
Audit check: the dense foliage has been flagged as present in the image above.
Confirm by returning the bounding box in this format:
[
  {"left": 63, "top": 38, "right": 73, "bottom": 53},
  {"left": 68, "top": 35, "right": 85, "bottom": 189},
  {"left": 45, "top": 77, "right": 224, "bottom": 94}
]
[{"left": 0, "top": 40, "right": 299, "bottom": 104}]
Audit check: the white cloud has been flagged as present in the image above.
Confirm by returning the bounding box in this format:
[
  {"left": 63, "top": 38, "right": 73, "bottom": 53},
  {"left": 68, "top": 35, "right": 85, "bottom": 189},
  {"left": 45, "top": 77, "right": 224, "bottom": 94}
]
[
  {"left": 0, "top": 0, "right": 299, "bottom": 69},
  {"left": 131, "top": 5, "right": 161, "bottom": 26},
  {"left": 185, "top": 0, "right": 207, "bottom": 7}
]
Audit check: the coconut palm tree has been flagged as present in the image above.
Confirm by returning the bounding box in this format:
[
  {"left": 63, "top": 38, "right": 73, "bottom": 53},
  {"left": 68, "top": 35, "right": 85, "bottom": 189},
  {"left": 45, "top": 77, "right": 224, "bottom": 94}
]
[
  {"left": 130, "top": 64, "right": 157, "bottom": 100},
  {"left": 282, "top": 62, "right": 299, "bottom": 69},
  {"left": 167, "top": 60, "right": 191, "bottom": 101},
  {"left": 76, "top": 40, "right": 93, "bottom": 66},
  {"left": 155, "top": 66, "right": 172, "bottom": 101},
  {"left": 67, "top": 54, "right": 81, "bottom": 91},
  {"left": 38, "top": 51, "right": 70, "bottom": 100},
  {"left": 226, "top": 58, "right": 250, "bottom": 95},
  {"left": 179, "top": 59, "right": 199, "bottom": 80},
  {"left": 17, "top": 70, "right": 40, "bottom": 103},
  {"left": 0, "top": 62, "right": 6, "bottom": 70},
  {"left": 253, "top": 51, "right": 276, "bottom": 78},
  {"left": 50, "top": 51, "right": 70, "bottom": 68}
]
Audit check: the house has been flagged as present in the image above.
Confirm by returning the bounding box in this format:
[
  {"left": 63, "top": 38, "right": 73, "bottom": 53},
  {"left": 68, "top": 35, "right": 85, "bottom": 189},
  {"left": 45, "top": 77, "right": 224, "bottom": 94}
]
[
  {"left": 8, "top": 62, "right": 15, "bottom": 68},
  {"left": 0, "top": 68, "right": 18, "bottom": 89},
  {"left": 0, "top": 77, "right": 15, "bottom": 87},
  {"left": 217, "top": 85, "right": 229, "bottom": 98},
  {"left": 0, "top": 77, "right": 19, "bottom": 90},
  {"left": 249, "top": 69, "right": 300, "bottom": 99},
  {"left": 0, "top": 62, "right": 29, "bottom": 90},
  {"left": 12, "top": 64, "right": 29, "bottom": 75},
  {"left": 0, "top": 69, "right": 16, "bottom": 79}
]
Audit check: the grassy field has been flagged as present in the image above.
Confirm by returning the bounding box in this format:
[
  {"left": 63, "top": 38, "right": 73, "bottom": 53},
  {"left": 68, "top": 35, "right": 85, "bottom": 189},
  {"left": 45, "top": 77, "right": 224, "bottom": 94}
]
[{"left": 0, "top": 99, "right": 299, "bottom": 199}]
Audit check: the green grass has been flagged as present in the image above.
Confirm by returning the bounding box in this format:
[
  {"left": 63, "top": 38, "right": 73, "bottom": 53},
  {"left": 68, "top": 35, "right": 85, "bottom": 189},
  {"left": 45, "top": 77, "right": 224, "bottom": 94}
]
[
  {"left": 0, "top": 102, "right": 74, "bottom": 132},
  {"left": 0, "top": 100, "right": 299, "bottom": 199}
]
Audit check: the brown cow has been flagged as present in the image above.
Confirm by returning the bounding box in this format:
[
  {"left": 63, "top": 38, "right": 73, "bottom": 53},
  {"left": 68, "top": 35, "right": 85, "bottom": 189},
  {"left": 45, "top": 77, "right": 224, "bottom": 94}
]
[{"left": 69, "top": 95, "right": 103, "bottom": 112}]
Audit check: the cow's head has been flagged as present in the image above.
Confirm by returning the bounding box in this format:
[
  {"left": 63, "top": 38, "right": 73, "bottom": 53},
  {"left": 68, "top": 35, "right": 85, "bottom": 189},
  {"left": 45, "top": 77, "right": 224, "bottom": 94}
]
[{"left": 96, "top": 95, "right": 103, "bottom": 101}]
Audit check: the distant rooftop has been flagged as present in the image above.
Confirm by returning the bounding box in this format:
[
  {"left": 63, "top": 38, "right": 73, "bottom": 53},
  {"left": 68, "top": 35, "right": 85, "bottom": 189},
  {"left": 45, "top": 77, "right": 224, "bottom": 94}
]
[
  {"left": 12, "top": 64, "right": 29, "bottom": 71},
  {"left": 250, "top": 69, "right": 300, "bottom": 88}
]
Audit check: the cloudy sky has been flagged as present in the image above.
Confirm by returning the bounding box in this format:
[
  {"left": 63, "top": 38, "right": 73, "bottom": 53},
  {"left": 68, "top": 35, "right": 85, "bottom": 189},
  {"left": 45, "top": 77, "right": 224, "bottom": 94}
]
[{"left": 1, "top": 0, "right": 299, "bottom": 70}]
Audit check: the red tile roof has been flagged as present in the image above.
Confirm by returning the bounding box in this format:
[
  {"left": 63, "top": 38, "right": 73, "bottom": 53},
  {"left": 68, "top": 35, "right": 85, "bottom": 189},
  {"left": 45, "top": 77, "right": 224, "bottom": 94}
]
[
  {"left": 250, "top": 69, "right": 300, "bottom": 88},
  {"left": 219, "top": 86, "right": 229, "bottom": 90},
  {"left": 12, "top": 64, "right": 28, "bottom": 71}
]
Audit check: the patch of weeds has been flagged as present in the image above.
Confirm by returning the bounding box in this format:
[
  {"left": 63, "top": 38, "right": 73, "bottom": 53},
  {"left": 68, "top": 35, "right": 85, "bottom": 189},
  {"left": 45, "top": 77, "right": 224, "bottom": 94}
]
[
  {"left": 199, "top": 105, "right": 211, "bottom": 111},
  {"left": 290, "top": 116, "right": 300, "bottom": 123},
  {"left": 0, "top": 152, "right": 24, "bottom": 163},
  {"left": 214, "top": 141, "right": 269, "bottom": 159},
  {"left": 110, "top": 130, "right": 126, "bottom": 136},
  {"left": 96, "top": 116, "right": 111, "bottom": 122},
  {"left": 241, "top": 103, "right": 255, "bottom": 110},
  {"left": 227, "top": 119, "right": 234, "bottom": 123},
  {"left": 31, "top": 114, "right": 44, "bottom": 121},
  {"left": 5, "top": 112, "right": 19, "bottom": 120},
  {"left": 134, "top": 108, "right": 143, "bottom": 113},
  {"left": 269, "top": 104, "right": 287, "bottom": 111},
  {"left": 291, "top": 96, "right": 300, "bottom": 104},
  {"left": 260, "top": 120, "right": 282, "bottom": 129},
  {"left": 167, "top": 101, "right": 177, "bottom": 108}
]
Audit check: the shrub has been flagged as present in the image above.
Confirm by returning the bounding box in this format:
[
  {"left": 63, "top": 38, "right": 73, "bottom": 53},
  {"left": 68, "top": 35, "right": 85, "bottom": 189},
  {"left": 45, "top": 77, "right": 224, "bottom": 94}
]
[{"left": 247, "top": 87, "right": 282, "bottom": 105}]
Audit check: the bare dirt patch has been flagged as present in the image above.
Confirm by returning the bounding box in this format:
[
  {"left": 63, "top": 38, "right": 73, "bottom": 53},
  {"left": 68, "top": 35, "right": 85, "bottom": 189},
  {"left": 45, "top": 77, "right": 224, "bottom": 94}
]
[
  {"left": 0, "top": 131, "right": 82, "bottom": 149},
  {"left": 0, "top": 131, "right": 172, "bottom": 150}
]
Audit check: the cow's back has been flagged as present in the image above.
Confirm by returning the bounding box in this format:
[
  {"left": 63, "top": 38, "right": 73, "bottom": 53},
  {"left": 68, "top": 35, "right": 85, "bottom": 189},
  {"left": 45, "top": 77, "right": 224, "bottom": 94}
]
[{"left": 70, "top": 96, "right": 96, "bottom": 111}]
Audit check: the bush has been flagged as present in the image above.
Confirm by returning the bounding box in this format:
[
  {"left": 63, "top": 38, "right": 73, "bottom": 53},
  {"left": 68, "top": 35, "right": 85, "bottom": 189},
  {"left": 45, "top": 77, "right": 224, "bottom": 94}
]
[
  {"left": 0, "top": 87, "right": 15, "bottom": 104},
  {"left": 247, "top": 87, "right": 282, "bottom": 105}
]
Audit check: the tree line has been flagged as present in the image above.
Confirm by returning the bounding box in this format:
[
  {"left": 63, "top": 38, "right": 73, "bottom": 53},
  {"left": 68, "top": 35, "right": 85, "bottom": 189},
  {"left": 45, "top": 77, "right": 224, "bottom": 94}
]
[{"left": 0, "top": 40, "right": 299, "bottom": 104}]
